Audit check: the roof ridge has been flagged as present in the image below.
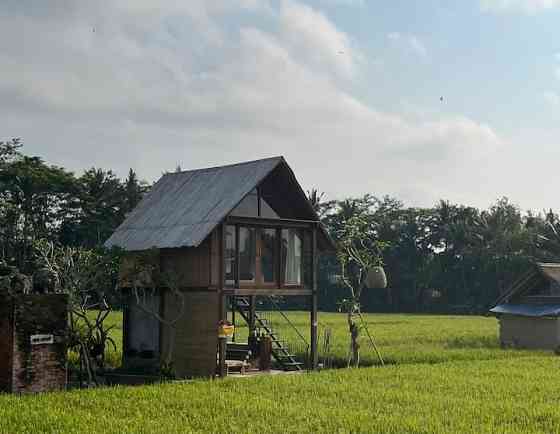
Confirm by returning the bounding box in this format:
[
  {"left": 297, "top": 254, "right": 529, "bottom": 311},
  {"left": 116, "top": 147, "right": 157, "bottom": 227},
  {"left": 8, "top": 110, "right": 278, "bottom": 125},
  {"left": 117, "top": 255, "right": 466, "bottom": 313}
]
[{"left": 164, "top": 156, "right": 284, "bottom": 176}]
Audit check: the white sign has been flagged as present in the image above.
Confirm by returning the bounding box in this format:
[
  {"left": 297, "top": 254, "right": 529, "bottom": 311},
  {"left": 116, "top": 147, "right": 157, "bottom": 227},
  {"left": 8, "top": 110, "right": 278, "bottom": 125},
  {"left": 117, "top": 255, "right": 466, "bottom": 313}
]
[{"left": 30, "top": 334, "right": 54, "bottom": 345}]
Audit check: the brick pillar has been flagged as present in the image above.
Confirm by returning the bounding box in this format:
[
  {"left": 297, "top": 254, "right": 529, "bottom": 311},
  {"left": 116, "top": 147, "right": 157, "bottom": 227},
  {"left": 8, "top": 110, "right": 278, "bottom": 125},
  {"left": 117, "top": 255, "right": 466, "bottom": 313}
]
[{"left": 0, "top": 294, "right": 68, "bottom": 393}]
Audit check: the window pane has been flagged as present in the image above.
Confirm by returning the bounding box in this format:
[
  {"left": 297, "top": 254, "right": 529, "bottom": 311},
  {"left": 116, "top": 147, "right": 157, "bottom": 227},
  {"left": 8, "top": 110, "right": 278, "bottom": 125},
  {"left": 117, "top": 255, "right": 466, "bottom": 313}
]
[
  {"left": 239, "top": 227, "right": 256, "bottom": 283},
  {"left": 282, "top": 229, "right": 302, "bottom": 285},
  {"left": 230, "top": 189, "right": 258, "bottom": 217},
  {"left": 260, "top": 196, "right": 280, "bottom": 219},
  {"left": 225, "top": 225, "right": 236, "bottom": 285},
  {"left": 261, "top": 229, "right": 276, "bottom": 284}
]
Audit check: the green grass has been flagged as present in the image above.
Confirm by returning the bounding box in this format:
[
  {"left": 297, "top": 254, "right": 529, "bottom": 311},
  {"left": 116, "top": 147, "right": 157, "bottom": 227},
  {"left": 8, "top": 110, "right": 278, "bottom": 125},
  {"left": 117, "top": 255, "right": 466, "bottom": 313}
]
[
  {"left": 230, "top": 311, "right": 543, "bottom": 367},
  {"left": 1, "top": 313, "right": 557, "bottom": 433},
  {"left": 2, "top": 357, "right": 560, "bottom": 433}
]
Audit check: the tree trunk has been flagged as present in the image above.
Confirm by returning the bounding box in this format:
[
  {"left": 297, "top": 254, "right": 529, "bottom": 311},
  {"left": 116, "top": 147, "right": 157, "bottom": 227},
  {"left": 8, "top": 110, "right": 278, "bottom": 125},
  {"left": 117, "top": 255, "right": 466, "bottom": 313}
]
[{"left": 347, "top": 308, "right": 360, "bottom": 367}]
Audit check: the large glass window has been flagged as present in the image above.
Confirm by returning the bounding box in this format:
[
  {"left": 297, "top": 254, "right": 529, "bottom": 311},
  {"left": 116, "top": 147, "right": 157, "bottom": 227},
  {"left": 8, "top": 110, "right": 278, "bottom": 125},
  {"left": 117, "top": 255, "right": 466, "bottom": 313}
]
[
  {"left": 225, "top": 225, "right": 236, "bottom": 285},
  {"left": 260, "top": 229, "right": 277, "bottom": 284},
  {"left": 282, "top": 229, "right": 303, "bottom": 285},
  {"left": 225, "top": 226, "right": 305, "bottom": 287},
  {"left": 229, "top": 189, "right": 280, "bottom": 219},
  {"left": 230, "top": 189, "right": 258, "bottom": 217},
  {"left": 260, "top": 196, "right": 280, "bottom": 219},
  {"left": 239, "top": 227, "right": 256, "bottom": 283}
]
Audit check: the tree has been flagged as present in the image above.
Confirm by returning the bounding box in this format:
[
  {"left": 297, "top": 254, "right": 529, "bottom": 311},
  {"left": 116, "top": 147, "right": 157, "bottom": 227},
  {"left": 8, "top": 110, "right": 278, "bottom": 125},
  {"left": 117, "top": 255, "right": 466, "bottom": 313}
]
[
  {"left": 71, "top": 168, "right": 126, "bottom": 248},
  {"left": 337, "top": 215, "right": 387, "bottom": 367},
  {"left": 307, "top": 188, "right": 334, "bottom": 218},
  {"left": 0, "top": 138, "right": 22, "bottom": 166},
  {"left": 33, "top": 240, "right": 123, "bottom": 386},
  {"left": 0, "top": 155, "right": 76, "bottom": 268},
  {"left": 123, "top": 168, "right": 149, "bottom": 215}
]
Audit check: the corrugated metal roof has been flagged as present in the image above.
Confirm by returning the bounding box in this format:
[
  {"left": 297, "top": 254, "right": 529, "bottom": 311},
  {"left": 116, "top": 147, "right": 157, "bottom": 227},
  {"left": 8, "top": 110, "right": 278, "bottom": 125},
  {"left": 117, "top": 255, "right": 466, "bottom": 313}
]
[
  {"left": 537, "top": 263, "right": 560, "bottom": 286},
  {"left": 105, "top": 156, "right": 285, "bottom": 250},
  {"left": 490, "top": 303, "right": 560, "bottom": 317}
]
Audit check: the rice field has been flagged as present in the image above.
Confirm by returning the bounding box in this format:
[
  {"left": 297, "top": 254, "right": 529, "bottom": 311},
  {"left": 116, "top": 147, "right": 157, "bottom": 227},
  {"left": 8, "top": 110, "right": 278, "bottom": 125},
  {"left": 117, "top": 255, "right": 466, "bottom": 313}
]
[{"left": 2, "top": 313, "right": 558, "bottom": 433}]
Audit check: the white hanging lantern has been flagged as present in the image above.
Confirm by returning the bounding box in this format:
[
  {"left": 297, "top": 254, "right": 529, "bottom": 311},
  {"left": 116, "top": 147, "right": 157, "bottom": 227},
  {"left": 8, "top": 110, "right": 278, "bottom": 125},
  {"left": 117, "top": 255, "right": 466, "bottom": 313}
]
[{"left": 365, "top": 266, "right": 387, "bottom": 289}]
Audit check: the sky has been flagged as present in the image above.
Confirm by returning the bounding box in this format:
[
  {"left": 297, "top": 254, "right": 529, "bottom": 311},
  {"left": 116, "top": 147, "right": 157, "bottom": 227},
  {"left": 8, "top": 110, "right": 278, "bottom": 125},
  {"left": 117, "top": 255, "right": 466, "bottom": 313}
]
[{"left": 2, "top": 0, "right": 560, "bottom": 211}]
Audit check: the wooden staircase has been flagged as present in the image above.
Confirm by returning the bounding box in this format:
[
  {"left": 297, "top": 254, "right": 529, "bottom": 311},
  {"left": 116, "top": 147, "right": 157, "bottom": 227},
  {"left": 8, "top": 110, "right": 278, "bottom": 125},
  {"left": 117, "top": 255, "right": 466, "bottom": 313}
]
[{"left": 234, "top": 297, "right": 305, "bottom": 371}]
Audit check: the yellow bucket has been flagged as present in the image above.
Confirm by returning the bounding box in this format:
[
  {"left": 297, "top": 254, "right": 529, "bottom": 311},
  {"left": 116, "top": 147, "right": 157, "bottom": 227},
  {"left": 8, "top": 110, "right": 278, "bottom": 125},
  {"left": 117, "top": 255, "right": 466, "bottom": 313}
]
[{"left": 218, "top": 324, "right": 235, "bottom": 338}]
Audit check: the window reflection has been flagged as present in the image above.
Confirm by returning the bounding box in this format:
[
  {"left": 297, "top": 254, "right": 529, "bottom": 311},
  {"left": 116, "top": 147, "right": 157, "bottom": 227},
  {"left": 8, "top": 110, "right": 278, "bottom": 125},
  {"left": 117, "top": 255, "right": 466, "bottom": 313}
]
[
  {"left": 225, "top": 225, "right": 236, "bottom": 285},
  {"left": 239, "top": 227, "right": 256, "bottom": 283},
  {"left": 282, "top": 229, "right": 302, "bottom": 285},
  {"left": 230, "top": 189, "right": 258, "bottom": 217},
  {"left": 261, "top": 229, "right": 276, "bottom": 284}
]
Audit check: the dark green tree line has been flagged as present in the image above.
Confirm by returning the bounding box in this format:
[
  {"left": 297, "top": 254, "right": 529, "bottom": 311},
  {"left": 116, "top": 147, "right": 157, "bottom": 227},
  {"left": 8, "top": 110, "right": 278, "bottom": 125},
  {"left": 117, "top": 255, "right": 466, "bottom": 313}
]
[
  {"left": 0, "top": 139, "right": 148, "bottom": 271},
  {"left": 317, "top": 192, "right": 560, "bottom": 313}
]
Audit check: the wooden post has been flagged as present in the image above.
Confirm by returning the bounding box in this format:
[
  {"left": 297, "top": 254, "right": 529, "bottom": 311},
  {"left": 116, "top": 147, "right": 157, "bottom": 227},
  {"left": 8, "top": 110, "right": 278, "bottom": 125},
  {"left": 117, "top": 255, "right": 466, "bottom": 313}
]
[
  {"left": 249, "top": 295, "right": 257, "bottom": 335},
  {"left": 310, "top": 225, "right": 318, "bottom": 370},
  {"left": 231, "top": 297, "right": 236, "bottom": 343},
  {"left": 218, "top": 225, "right": 227, "bottom": 377}
]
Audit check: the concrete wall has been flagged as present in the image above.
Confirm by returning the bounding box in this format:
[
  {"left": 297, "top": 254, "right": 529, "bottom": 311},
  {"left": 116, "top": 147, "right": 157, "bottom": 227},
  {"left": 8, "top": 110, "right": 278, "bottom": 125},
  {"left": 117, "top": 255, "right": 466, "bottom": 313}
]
[{"left": 499, "top": 315, "right": 560, "bottom": 350}]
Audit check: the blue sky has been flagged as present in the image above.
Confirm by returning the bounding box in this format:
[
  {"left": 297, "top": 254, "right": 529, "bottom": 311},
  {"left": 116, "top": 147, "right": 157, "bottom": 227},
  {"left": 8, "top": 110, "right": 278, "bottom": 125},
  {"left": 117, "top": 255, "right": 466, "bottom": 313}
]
[{"left": 2, "top": 0, "right": 560, "bottom": 210}]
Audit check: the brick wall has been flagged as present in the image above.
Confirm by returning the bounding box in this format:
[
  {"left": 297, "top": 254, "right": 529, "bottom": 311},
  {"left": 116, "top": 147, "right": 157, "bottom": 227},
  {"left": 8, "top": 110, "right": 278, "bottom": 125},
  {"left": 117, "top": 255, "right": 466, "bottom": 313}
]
[
  {"left": 0, "top": 295, "right": 14, "bottom": 392},
  {"left": 0, "top": 294, "right": 68, "bottom": 393}
]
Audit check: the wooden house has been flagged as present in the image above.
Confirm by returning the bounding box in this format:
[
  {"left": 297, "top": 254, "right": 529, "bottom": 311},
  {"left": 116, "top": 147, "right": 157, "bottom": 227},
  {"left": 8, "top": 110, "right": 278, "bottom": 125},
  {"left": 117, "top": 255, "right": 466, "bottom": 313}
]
[
  {"left": 490, "top": 263, "right": 560, "bottom": 350},
  {"left": 105, "top": 156, "right": 334, "bottom": 377}
]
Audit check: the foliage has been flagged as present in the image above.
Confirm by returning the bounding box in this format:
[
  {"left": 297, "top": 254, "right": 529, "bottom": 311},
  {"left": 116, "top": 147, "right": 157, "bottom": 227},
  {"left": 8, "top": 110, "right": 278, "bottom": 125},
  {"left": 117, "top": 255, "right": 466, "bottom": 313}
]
[
  {"left": 335, "top": 213, "right": 388, "bottom": 366},
  {"left": 0, "top": 140, "right": 149, "bottom": 270},
  {"left": 33, "top": 240, "right": 123, "bottom": 385},
  {"left": 317, "top": 193, "right": 545, "bottom": 313}
]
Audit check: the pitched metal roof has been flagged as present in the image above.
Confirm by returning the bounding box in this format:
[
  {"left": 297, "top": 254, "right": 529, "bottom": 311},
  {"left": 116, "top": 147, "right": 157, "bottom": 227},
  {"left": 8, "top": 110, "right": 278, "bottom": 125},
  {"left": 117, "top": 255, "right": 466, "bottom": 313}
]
[
  {"left": 489, "top": 262, "right": 560, "bottom": 316},
  {"left": 105, "top": 156, "right": 326, "bottom": 251},
  {"left": 490, "top": 303, "right": 560, "bottom": 318}
]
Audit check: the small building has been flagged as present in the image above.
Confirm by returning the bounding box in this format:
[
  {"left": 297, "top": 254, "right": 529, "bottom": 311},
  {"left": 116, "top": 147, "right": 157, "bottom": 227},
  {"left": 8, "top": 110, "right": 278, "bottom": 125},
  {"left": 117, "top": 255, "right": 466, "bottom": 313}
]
[
  {"left": 105, "top": 156, "right": 334, "bottom": 377},
  {"left": 490, "top": 263, "right": 560, "bottom": 350}
]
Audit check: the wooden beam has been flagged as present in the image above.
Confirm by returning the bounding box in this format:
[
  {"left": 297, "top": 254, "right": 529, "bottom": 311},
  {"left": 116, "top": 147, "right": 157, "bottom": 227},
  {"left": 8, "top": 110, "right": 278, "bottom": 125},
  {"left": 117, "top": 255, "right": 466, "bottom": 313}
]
[
  {"left": 218, "top": 225, "right": 227, "bottom": 378},
  {"left": 229, "top": 288, "right": 312, "bottom": 296},
  {"left": 310, "top": 225, "right": 318, "bottom": 370},
  {"left": 249, "top": 295, "right": 256, "bottom": 336},
  {"left": 226, "top": 216, "right": 315, "bottom": 229}
]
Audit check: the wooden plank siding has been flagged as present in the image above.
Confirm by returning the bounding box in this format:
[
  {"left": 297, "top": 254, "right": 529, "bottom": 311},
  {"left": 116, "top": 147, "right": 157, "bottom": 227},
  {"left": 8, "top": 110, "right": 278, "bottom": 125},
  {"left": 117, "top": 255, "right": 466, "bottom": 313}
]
[
  {"left": 210, "top": 228, "right": 221, "bottom": 287},
  {"left": 160, "top": 236, "right": 213, "bottom": 288},
  {"left": 161, "top": 291, "right": 219, "bottom": 378}
]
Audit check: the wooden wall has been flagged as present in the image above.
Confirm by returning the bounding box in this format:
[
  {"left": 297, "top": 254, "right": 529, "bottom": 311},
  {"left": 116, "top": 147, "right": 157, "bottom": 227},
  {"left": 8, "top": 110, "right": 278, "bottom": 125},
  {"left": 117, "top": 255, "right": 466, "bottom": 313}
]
[
  {"left": 160, "top": 233, "right": 215, "bottom": 288},
  {"left": 210, "top": 228, "right": 221, "bottom": 288},
  {"left": 161, "top": 290, "right": 219, "bottom": 378}
]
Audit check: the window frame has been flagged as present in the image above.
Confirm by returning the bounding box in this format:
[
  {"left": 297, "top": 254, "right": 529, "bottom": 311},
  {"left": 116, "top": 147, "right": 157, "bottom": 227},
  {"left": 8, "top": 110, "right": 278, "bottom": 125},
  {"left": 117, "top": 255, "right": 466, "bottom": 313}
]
[{"left": 224, "top": 223, "right": 306, "bottom": 290}]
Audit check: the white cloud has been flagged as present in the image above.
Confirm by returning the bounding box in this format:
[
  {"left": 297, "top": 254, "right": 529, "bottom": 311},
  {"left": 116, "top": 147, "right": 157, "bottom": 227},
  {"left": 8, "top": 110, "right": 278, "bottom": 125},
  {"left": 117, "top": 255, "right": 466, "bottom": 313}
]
[
  {"left": 480, "top": 0, "right": 560, "bottom": 12},
  {"left": 278, "top": 0, "right": 362, "bottom": 78},
  {"left": 408, "top": 36, "right": 428, "bottom": 59},
  {"left": 387, "top": 32, "right": 428, "bottom": 59},
  {"left": 544, "top": 90, "right": 560, "bottom": 106},
  {"left": 0, "top": 0, "right": 504, "bottom": 207},
  {"left": 318, "top": 0, "right": 365, "bottom": 5}
]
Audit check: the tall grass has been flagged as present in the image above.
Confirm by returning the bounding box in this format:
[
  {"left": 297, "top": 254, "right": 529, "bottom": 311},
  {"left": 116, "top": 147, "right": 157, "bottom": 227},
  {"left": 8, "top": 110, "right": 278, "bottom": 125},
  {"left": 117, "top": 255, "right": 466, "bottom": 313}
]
[
  {"left": 4, "top": 313, "right": 550, "bottom": 433},
  {"left": 1, "top": 356, "right": 559, "bottom": 433},
  {"left": 230, "top": 311, "right": 542, "bottom": 367}
]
